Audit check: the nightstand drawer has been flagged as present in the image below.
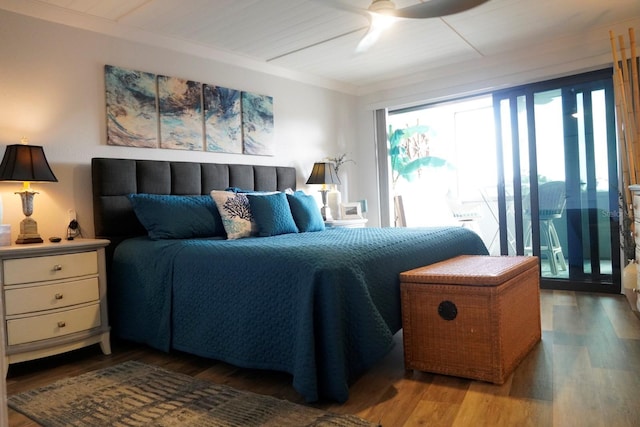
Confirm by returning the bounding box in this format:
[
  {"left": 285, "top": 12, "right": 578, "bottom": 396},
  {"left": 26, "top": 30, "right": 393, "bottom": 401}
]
[
  {"left": 4, "top": 277, "right": 100, "bottom": 316},
  {"left": 6, "top": 303, "right": 102, "bottom": 345},
  {"left": 3, "top": 251, "right": 98, "bottom": 285}
]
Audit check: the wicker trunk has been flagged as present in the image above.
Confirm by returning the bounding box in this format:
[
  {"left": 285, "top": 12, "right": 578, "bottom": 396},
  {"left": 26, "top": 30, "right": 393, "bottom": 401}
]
[{"left": 400, "top": 255, "right": 541, "bottom": 384}]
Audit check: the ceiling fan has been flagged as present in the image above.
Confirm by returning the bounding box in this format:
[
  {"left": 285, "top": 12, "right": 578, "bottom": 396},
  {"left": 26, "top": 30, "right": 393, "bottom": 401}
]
[{"left": 315, "top": 0, "right": 491, "bottom": 52}]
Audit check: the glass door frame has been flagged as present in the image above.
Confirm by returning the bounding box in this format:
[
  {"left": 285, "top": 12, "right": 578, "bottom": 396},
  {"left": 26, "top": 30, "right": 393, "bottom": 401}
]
[{"left": 492, "top": 69, "right": 621, "bottom": 293}]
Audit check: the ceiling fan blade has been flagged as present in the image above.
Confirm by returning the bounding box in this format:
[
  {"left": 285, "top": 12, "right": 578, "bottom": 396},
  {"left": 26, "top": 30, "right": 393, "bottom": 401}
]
[
  {"left": 392, "top": 0, "right": 491, "bottom": 19},
  {"left": 356, "top": 26, "right": 382, "bottom": 53},
  {"left": 311, "top": 0, "right": 488, "bottom": 53},
  {"left": 309, "top": 0, "right": 369, "bottom": 18},
  {"left": 355, "top": 13, "right": 397, "bottom": 53}
]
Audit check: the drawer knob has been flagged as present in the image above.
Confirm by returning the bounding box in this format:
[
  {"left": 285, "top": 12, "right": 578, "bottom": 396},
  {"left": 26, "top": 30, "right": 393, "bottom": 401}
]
[
  {"left": 53, "top": 264, "right": 63, "bottom": 271},
  {"left": 57, "top": 321, "right": 66, "bottom": 328},
  {"left": 54, "top": 293, "right": 63, "bottom": 300}
]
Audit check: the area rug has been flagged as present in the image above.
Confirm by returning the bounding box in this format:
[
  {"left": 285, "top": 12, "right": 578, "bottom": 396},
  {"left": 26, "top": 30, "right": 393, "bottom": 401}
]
[{"left": 8, "top": 360, "right": 377, "bottom": 426}]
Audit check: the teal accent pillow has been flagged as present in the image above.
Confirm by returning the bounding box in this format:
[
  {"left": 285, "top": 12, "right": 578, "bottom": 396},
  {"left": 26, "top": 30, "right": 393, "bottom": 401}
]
[
  {"left": 128, "top": 194, "right": 224, "bottom": 240},
  {"left": 247, "top": 192, "right": 299, "bottom": 237},
  {"left": 286, "top": 191, "right": 325, "bottom": 232}
]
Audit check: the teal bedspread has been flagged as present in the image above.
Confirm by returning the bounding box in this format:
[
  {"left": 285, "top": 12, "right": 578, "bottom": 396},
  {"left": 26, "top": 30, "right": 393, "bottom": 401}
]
[{"left": 110, "top": 226, "right": 488, "bottom": 402}]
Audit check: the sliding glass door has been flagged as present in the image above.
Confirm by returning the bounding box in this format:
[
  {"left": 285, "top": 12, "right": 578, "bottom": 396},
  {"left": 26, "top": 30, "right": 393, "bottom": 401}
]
[
  {"left": 379, "top": 69, "right": 620, "bottom": 292},
  {"left": 493, "top": 70, "right": 620, "bottom": 292}
]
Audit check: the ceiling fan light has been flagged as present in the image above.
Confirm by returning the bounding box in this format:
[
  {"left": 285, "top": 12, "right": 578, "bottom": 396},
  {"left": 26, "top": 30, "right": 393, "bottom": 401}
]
[
  {"left": 368, "top": 0, "right": 396, "bottom": 16},
  {"left": 370, "top": 12, "right": 396, "bottom": 30}
]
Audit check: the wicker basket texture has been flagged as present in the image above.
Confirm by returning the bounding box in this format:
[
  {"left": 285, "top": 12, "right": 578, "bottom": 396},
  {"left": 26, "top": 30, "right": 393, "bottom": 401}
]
[{"left": 400, "top": 255, "right": 541, "bottom": 384}]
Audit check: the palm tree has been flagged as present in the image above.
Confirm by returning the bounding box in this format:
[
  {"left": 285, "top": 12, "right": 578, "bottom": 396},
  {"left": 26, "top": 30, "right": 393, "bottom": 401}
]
[
  {"left": 388, "top": 124, "right": 449, "bottom": 189},
  {"left": 388, "top": 124, "right": 451, "bottom": 226}
]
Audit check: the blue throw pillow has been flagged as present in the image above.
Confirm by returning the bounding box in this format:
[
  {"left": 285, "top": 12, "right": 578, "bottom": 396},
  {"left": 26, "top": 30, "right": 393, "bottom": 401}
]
[
  {"left": 225, "top": 187, "right": 259, "bottom": 193},
  {"left": 247, "top": 192, "right": 299, "bottom": 237},
  {"left": 128, "top": 194, "right": 225, "bottom": 240},
  {"left": 286, "top": 191, "right": 325, "bottom": 232},
  {"left": 226, "top": 187, "right": 294, "bottom": 195}
]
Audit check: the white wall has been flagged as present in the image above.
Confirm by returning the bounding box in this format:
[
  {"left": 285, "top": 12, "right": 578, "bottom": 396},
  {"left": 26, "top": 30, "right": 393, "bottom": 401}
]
[
  {"left": 3, "top": 10, "right": 639, "bottom": 234},
  {"left": 0, "top": 10, "right": 357, "bottom": 239}
]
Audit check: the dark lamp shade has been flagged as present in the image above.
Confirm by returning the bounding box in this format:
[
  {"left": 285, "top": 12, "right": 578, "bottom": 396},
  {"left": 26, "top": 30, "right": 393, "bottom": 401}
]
[
  {"left": 0, "top": 144, "right": 58, "bottom": 183},
  {"left": 305, "top": 162, "right": 341, "bottom": 186}
]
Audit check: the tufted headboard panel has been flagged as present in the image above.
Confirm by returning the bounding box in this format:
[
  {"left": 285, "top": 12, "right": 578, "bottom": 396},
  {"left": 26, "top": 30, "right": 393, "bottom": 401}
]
[{"left": 91, "top": 158, "right": 297, "bottom": 248}]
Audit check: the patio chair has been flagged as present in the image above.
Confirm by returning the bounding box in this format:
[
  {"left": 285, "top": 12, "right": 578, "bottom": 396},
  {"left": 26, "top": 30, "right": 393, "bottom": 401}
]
[{"left": 525, "top": 181, "right": 568, "bottom": 275}]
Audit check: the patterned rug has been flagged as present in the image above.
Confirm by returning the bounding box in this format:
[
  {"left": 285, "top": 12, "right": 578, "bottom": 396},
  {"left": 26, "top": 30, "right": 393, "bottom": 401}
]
[{"left": 8, "top": 360, "right": 377, "bottom": 426}]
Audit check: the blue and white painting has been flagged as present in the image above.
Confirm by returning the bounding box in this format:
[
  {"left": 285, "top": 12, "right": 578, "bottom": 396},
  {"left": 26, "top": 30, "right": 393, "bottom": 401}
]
[
  {"left": 105, "top": 65, "right": 158, "bottom": 148},
  {"left": 158, "top": 75, "right": 203, "bottom": 151},
  {"left": 204, "top": 85, "right": 242, "bottom": 153},
  {"left": 241, "top": 92, "right": 274, "bottom": 156}
]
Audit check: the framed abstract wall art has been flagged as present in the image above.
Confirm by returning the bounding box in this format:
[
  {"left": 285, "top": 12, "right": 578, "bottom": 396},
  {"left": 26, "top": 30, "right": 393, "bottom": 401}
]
[
  {"left": 104, "top": 65, "right": 274, "bottom": 156},
  {"left": 105, "top": 65, "right": 158, "bottom": 148},
  {"left": 241, "top": 92, "right": 274, "bottom": 156},
  {"left": 158, "top": 75, "right": 203, "bottom": 151},
  {"left": 204, "top": 85, "right": 242, "bottom": 154}
]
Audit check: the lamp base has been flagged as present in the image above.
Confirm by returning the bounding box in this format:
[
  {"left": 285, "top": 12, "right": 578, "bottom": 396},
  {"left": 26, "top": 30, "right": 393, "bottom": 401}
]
[
  {"left": 16, "top": 217, "right": 43, "bottom": 245},
  {"left": 319, "top": 189, "right": 333, "bottom": 221},
  {"left": 320, "top": 205, "right": 333, "bottom": 221},
  {"left": 16, "top": 236, "right": 43, "bottom": 244}
]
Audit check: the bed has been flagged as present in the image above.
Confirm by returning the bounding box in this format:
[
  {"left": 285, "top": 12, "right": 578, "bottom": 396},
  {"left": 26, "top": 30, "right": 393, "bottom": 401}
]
[{"left": 91, "top": 157, "right": 489, "bottom": 402}]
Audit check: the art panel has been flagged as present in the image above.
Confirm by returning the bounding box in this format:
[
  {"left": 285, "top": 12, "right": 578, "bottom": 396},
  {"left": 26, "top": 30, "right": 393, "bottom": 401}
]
[
  {"left": 105, "top": 65, "right": 158, "bottom": 148},
  {"left": 158, "top": 75, "right": 203, "bottom": 151},
  {"left": 204, "top": 85, "right": 242, "bottom": 153},
  {"left": 241, "top": 92, "right": 274, "bottom": 156},
  {"left": 104, "top": 65, "right": 275, "bottom": 155}
]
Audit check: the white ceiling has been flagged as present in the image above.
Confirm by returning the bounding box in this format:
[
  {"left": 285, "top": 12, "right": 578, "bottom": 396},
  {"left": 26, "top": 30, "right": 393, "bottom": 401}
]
[{"left": 2, "top": 0, "right": 639, "bottom": 95}]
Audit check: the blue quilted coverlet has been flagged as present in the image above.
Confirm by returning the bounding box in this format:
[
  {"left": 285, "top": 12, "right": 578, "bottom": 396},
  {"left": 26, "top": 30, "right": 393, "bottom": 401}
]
[{"left": 110, "top": 226, "right": 488, "bottom": 402}]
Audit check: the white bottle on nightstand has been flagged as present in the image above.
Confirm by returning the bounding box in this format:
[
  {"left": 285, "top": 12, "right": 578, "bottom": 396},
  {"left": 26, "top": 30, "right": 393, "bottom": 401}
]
[
  {"left": 0, "top": 195, "right": 8, "bottom": 247},
  {"left": 327, "top": 187, "right": 342, "bottom": 220}
]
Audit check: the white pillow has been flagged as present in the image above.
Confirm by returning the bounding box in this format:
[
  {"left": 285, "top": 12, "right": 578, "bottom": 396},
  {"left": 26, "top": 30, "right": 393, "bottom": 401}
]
[{"left": 210, "top": 190, "right": 257, "bottom": 239}]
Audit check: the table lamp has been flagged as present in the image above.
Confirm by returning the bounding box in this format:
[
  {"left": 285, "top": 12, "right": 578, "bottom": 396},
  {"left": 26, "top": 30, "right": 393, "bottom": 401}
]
[
  {"left": 306, "top": 162, "right": 341, "bottom": 220},
  {"left": 0, "top": 141, "right": 58, "bottom": 244}
]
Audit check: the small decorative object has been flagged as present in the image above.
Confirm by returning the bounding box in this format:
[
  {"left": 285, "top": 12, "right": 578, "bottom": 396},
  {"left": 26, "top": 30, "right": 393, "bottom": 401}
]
[
  {"left": 358, "top": 199, "right": 368, "bottom": 218},
  {"left": 0, "top": 139, "right": 58, "bottom": 244},
  {"left": 324, "top": 154, "right": 354, "bottom": 220},
  {"left": 325, "top": 153, "right": 355, "bottom": 175},
  {"left": 0, "top": 224, "right": 10, "bottom": 246},
  {"left": 306, "top": 162, "right": 341, "bottom": 220},
  {"left": 340, "top": 202, "right": 363, "bottom": 219}
]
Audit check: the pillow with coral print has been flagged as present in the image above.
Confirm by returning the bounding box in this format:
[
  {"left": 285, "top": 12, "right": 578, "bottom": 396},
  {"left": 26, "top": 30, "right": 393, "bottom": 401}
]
[{"left": 210, "top": 190, "right": 257, "bottom": 239}]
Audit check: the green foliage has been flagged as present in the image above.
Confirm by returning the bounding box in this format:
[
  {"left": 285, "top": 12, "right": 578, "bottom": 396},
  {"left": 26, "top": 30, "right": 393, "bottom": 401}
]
[{"left": 388, "top": 124, "right": 450, "bottom": 188}]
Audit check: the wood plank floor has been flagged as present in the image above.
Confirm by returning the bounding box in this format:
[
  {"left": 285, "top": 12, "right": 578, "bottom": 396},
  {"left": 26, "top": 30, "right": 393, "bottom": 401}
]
[{"left": 6, "top": 290, "right": 640, "bottom": 426}]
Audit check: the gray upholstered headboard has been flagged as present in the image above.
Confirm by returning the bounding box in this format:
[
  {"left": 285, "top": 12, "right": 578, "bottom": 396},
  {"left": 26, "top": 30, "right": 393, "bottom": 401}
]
[{"left": 91, "top": 157, "right": 297, "bottom": 248}]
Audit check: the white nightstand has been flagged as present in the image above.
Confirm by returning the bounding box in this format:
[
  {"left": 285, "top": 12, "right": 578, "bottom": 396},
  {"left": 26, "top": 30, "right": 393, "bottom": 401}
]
[
  {"left": 324, "top": 218, "right": 368, "bottom": 228},
  {"left": 0, "top": 238, "right": 111, "bottom": 374},
  {"left": 0, "top": 268, "right": 9, "bottom": 426}
]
